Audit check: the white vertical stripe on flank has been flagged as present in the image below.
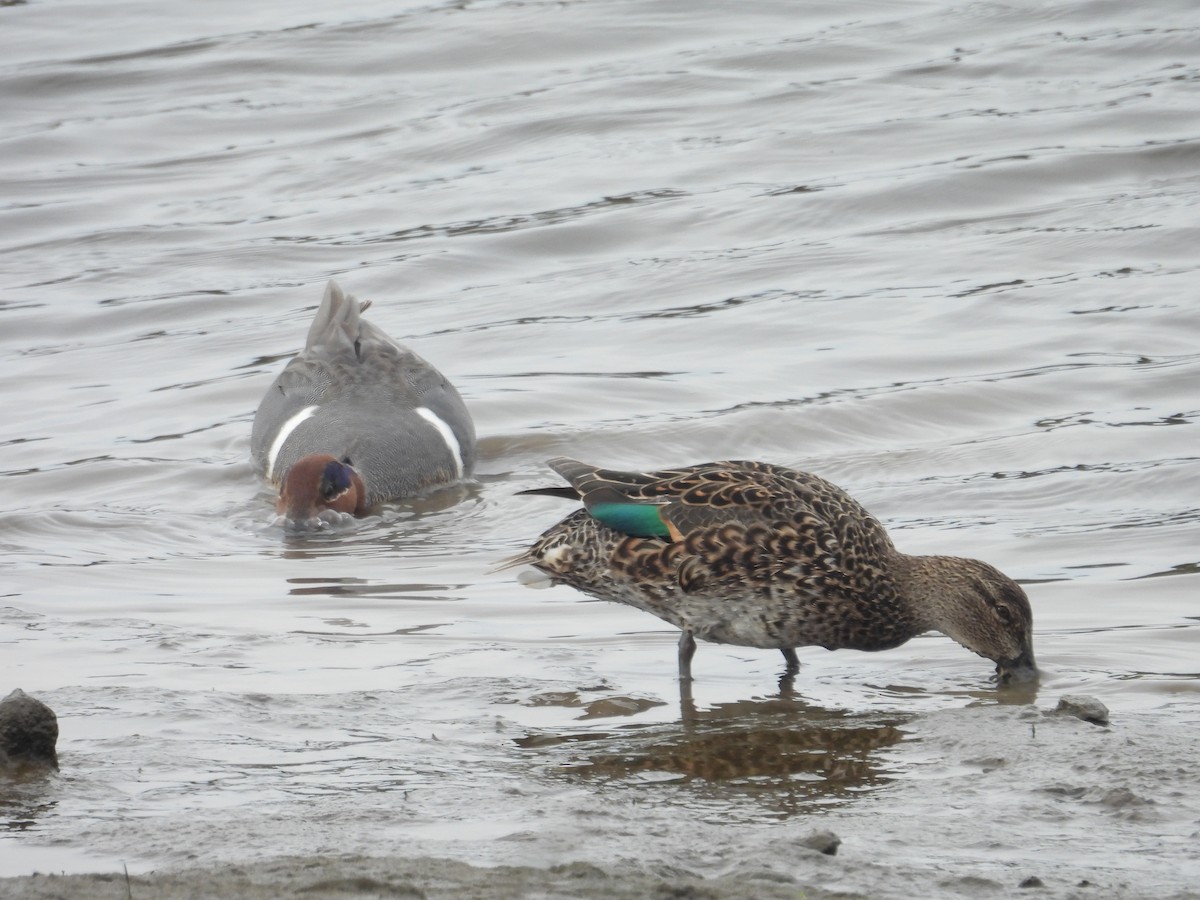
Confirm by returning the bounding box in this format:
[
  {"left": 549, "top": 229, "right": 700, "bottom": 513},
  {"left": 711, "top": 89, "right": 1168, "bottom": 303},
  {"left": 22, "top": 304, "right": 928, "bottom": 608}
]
[
  {"left": 266, "top": 405, "right": 318, "bottom": 480},
  {"left": 416, "top": 407, "right": 464, "bottom": 479}
]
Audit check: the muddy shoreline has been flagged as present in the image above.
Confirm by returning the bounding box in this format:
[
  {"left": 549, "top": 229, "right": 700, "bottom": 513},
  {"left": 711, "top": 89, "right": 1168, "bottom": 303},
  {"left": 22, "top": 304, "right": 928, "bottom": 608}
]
[
  {"left": 0, "top": 855, "right": 847, "bottom": 900},
  {"left": 5, "top": 700, "right": 1200, "bottom": 900}
]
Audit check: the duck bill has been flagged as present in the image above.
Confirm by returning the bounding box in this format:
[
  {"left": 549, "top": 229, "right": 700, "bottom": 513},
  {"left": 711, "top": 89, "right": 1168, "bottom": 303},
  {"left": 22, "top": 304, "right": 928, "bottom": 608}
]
[{"left": 996, "top": 645, "right": 1038, "bottom": 684}]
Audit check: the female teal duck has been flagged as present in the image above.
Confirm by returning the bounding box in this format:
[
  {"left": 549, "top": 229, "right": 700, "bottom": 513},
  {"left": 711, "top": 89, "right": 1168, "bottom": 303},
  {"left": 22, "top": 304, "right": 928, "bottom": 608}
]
[{"left": 517, "top": 458, "right": 1036, "bottom": 683}]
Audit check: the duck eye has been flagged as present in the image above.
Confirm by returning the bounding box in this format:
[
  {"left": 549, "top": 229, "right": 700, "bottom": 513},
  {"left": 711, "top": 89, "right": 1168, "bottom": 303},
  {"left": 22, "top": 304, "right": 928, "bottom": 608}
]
[
  {"left": 995, "top": 604, "right": 1013, "bottom": 626},
  {"left": 320, "top": 460, "right": 353, "bottom": 500}
]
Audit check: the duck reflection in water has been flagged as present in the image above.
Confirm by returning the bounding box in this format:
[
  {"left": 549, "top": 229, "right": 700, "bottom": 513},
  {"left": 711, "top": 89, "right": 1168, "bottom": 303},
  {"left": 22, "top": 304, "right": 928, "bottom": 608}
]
[{"left": 516, "top": 682, "right": 908, "bottom": 817}]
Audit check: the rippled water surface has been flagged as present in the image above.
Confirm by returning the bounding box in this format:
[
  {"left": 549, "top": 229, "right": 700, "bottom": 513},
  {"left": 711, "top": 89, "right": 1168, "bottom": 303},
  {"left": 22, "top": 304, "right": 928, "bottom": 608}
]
[{"left": 3, "top": 0, "right": 1199, "bottom": 896}]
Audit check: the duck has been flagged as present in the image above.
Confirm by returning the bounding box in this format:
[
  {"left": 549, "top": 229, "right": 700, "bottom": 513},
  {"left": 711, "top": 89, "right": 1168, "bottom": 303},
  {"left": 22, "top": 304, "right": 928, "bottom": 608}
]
[
  {"left": 250, "top": 280, "right": 476, "bottom": 521},
  {"left": 514, "top": 457, "right": 1036, "bottom": 683}
]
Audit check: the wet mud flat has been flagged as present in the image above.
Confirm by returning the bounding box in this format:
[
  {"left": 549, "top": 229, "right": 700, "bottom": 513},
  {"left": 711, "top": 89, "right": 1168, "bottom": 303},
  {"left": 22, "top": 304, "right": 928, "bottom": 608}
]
[
  {"left": 0, "top": 856, "right": 839, "bottom": 900},
  {"left": 3, "top": 696, "right": 1199, "bottom": 900}
]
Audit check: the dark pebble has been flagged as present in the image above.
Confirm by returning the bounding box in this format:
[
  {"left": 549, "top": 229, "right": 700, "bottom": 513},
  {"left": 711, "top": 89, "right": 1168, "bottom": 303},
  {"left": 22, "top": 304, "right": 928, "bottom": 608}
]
[
  {"left": 1054, "top": 695, "right": 1110, "bottom": 727},
  {"left": 0, "top": 688, "right": 59, "bottom": 772},
  {"left": 799, "top": 829, "right": 841, "bottom": 856}
]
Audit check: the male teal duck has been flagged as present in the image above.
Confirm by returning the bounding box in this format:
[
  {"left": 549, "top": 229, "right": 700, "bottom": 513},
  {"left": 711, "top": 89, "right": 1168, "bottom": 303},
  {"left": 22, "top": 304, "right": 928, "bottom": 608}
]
[
  {"left": 251, "top": 280, "right": 476, "bottom": 522},
  {"left": 516, "top": 458, "right": 1036, "bottom": 683}
]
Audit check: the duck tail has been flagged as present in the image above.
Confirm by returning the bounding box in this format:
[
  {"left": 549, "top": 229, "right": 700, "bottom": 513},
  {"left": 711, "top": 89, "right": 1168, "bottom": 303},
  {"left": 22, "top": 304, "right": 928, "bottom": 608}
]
[
  {"left": 516, "top": 486, "right": 579, "bottom": 500},
  {"left": 491, "top": 549, "right": 538, "bottom": 573},
  {"left": 306, "top": 280, "right": 364, "bottom": 349}
]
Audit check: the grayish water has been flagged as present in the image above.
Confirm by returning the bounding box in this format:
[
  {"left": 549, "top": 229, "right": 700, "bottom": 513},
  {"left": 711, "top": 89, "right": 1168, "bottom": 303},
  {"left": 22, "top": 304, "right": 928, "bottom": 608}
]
[{"left": 2, "top": 0, "right": 1199, "bottom": 896}]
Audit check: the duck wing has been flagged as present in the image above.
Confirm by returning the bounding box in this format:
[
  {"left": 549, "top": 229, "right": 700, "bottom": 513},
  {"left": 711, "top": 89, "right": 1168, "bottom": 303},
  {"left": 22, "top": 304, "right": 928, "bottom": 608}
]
[
  {"left": 544, "top": 458, "right": 834, "bottom": 540},
  {"left": 546, "top": 457, "right": 897, "bottom": 588}
]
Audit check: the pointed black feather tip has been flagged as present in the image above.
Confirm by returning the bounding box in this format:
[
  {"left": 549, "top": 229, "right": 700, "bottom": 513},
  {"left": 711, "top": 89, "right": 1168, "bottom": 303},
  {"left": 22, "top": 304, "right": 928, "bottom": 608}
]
[{"left": 517, "top": 486, "right": 580, "bottom": 500}]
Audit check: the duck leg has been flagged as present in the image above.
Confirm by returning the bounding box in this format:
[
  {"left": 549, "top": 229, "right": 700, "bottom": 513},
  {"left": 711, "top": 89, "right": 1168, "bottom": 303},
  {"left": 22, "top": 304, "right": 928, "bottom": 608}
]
[
  {"left": 677, "top": 630, "right": 697, "bottom": 681},
  {"left": 781, "top": 647, "right": 800, "bottom": 675}
]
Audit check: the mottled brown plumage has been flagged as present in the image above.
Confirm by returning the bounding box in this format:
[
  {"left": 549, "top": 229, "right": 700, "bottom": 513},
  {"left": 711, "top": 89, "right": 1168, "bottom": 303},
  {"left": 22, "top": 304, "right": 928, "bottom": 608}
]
[{"left": 516, "top": 458, "right": 1036, "bottom": 683}]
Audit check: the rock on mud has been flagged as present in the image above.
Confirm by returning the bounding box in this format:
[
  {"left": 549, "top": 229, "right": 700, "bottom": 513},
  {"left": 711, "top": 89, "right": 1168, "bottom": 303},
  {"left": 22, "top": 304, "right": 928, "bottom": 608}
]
[
  {"left": 0, "top": 689, "right": 59, "bottom": 772},
  {"left": 799, "top": 829, "right": 841, "bottom": 856},
  {"left": 1053, "top": 695, "right": 1110, "bottom": 727}
]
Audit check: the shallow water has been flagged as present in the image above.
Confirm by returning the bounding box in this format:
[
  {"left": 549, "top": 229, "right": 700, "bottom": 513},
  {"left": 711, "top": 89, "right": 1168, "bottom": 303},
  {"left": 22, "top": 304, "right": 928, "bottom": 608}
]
[{"left": 2, "top": 0, "right": 1199, "bottom": 895}]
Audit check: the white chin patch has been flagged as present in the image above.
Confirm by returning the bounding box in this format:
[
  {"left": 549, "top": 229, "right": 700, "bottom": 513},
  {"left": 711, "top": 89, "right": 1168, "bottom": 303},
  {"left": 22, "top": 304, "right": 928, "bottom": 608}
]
[
  {"left": 266, "top": 405, "right": 318, "bottom": 481},
  {"left": 415, "top": 407, "right": 464, "bottom": 479}
]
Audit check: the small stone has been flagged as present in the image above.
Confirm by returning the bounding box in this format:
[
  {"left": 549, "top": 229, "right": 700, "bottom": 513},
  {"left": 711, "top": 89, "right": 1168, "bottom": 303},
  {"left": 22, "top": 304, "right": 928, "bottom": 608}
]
[
  {"left": 799, "top": 829, "right": 841, "bottom": 856},
  {"left": 1054, "top": 695, "right": 1109, "bottom": 726},
  {"left": 0, "top": 688, "right": 59, "bottom": 772},
  {"left": 1096, "top": 787, "right": 1151, "bottom": 808},
  {"left": 1019, "top": 875, "right": 1045, "bottom": 888},
  {"left": 549, "top": 862, "right": 608, "bottom": 880},
  {"left": 653, "top": 884, "right": 718, "bottom": 899}
]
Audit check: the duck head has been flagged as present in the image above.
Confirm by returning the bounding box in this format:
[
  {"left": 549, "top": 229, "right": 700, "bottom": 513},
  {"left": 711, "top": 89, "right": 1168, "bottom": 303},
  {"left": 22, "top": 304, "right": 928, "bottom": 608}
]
[
  {"left": 917, "top": 556, "right": 1038, "bottom": 684},
  {"left": 277, "top": 454, "right": 368, "bottom": 522}
]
